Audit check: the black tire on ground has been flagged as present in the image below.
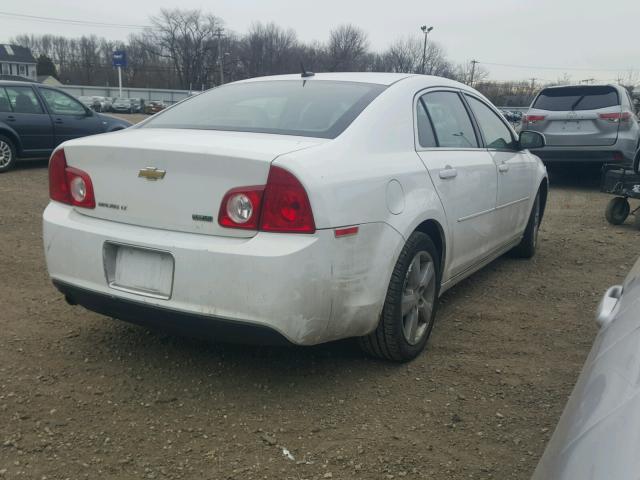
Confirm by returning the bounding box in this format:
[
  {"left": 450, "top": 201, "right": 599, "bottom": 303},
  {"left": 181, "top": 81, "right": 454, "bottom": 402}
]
[
  {"left": 605, "top": 197, "right": 630, "bottom": 225},
  {"left": 358, "top": 232, "right": 440, "bottom": 362},
  {"left": 511, "top": 192, "right": 541, "bottom": 259},
  {"left": 0, "top": 135, "right": 17, "bottom": 173}
]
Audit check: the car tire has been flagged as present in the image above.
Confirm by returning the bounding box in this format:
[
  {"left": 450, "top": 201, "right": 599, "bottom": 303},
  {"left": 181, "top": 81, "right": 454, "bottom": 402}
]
[
  {"left": 358, "top": 232, "right": 440, "bottom": 362},
  {"left": 0, "top": 135, "right": 17, "bottom": 173},
  {"left": 605, "top": 197, "right": 630, "bottom": 225},
  {"left": 512, "top": 192, "right": 541, "bottom": 259}
]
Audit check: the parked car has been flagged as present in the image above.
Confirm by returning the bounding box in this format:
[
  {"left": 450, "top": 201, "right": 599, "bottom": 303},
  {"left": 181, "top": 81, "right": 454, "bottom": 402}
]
[
  {"left": 0, "top": 80, "right": 131, "bottom": 172},
  {"left": 129, "top": 98, "right": 145, "bottom": 113},
  {"left": 78, "top": 95, "right": 100, "bottom": 111},
  {"left": 42, "top": 73, "right": 548, "bottom": 361},
  {"left": 145, "top": 100, "right": 166, "bottom": 115},
  {"left": 532, "top": 255, "right": 640, "bottom": 479},
  {"left": 523, "top": 84, "right": 640, "bottom": 164},
  {"left": 112, "top": 97, "right": 133, "bottom": 113},
  {"left": 91, "top": 96, "right": 111, "bottom": 113}
]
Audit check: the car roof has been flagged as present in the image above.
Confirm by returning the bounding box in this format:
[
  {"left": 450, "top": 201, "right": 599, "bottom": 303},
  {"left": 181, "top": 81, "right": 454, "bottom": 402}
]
[
  {"left": 0, "top": 79, "right": 40, "bottom": 86},
  {"left": 236, "top": 72, "right": 416, "bottom": 86},
  {"left": 234, "top": 72, "right": 477, "bottom": 93}
]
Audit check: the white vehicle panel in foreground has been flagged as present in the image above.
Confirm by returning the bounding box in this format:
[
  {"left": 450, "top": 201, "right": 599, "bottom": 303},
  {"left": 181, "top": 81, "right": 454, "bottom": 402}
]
[{"left": 532, "top": 256, "right": 640, "bottom": 479}]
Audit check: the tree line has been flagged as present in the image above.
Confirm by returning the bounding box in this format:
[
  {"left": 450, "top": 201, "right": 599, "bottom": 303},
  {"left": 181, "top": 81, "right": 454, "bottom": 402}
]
[
  {"left": 19, "top": 8, "right": 630, "bottom": 106},
  {"left": 13, "top": 9, "right": 489, "bottom": 91}
]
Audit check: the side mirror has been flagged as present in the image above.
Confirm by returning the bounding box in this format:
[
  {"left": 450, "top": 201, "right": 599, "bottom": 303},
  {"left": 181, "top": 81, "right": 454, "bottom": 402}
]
[
  {"left": 519, "top": 130, "right": 545, "bottom": 150},
  {"left": 85, "top": 108, "right": 94, "bottom": 117}
]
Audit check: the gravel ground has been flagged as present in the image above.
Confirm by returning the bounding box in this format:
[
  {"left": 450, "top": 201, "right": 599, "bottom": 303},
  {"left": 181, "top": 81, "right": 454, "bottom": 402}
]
[{"left": 1, "top": 160, "right": 639, "bottom": 479}]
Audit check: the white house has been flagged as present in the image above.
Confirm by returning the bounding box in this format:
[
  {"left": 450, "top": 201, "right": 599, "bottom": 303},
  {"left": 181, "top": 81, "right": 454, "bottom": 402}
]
[{"left": 0, "top": 44, "right": 37, "bottom": 80}]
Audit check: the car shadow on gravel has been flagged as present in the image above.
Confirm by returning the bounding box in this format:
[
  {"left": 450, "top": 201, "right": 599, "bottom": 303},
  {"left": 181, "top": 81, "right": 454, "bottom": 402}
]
[
  {"left": 10, "top": 158, "right": 49, "bottom": 171},
  {"left": 546, "top": 163, "right": 603, "bottom": 190}
]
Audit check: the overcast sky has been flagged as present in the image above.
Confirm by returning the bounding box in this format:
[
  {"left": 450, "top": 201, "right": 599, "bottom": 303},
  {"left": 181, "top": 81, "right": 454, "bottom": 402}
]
[{"left": 1, "top": 0, "right": 639, "bottom": 84}]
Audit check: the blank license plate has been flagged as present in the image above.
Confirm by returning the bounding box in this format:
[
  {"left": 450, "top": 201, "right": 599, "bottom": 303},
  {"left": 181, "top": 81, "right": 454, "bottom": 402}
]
[{"left": 109, "top": 245, "right": 174, "bottom": 299}]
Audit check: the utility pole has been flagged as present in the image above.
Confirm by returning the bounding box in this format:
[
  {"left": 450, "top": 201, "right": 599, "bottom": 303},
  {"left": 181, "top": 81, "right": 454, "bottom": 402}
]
[
  {"left": 215, "top": 28, "right": 225, "bottom": 86},
  {"left": 469, "top": 59, "right": 478, "bottom": 87},
  {"left": 420, "top": 25, "right": 434, "bottom": 75},
  {"left": 530, "top": 77, "right": 537, "bottom": 93}
]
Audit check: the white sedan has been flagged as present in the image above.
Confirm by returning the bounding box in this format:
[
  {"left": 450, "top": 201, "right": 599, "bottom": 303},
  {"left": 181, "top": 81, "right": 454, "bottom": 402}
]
[{"left": 43, "top": 72, "right": 548, "bottom": 362}]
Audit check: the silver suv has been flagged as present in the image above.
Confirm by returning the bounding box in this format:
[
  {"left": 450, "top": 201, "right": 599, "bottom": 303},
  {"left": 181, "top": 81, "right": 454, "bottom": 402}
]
[{"left": 523, "top": 84, "right": 639, "bottom": 164}]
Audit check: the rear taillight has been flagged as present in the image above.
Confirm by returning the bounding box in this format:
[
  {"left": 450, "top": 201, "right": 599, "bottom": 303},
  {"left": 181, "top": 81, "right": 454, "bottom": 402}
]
[
  {"left": 522, "top": 114, "right": 546, "bottom": 125},
  {"left": 218, "top": 186, "right": 264, "bottom": 230},
  {"left": 218, "top": 166, "right": 315, "bottom": 234},
  {"left": 599, "top": 112, "right": 631, "bottom": 123},
  {"left": 48, "top": 149, "right": 95, "bottom": 209},
  {"left": 260, "top": 166, "right": 315, "bottom": 233}
]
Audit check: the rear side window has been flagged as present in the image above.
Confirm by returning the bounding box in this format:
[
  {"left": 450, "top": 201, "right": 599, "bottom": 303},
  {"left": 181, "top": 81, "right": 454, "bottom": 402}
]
[
  {"left": 422, "top": 91, "right": 478, "bottom": 148},
  {"left": 533, "top": 86, "right": 619, "bottom": 111},
  {"left": 143, "top": 80, "right": 387, "bottom": 139},
  {"left": 4, "top": 86, "right": 44, "bottom": 114},
  {"left": 416, "top": 100, "right": 437, "bottom": 148}
]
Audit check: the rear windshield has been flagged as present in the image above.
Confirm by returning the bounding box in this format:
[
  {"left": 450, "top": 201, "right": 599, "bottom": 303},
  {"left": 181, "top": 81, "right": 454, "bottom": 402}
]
[
  {"left": 533, "top": 86, "right": 619, "bottom": 111},
  {"left": 142, "top": 80, "right": 386, "bottom": 139}
]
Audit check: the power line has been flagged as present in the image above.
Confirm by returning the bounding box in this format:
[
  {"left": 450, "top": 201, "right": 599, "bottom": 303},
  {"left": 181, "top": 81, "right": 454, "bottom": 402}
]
[
  {"left": 478, "top": 60, "right": 638, "bottom": 73},
  {"left": 0, "top": 10, "right": 150, "bottom": 29}
]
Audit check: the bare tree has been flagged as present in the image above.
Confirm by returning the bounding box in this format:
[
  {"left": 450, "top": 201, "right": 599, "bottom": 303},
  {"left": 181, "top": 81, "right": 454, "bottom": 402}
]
[
  {"left": 148, "top": 9, "right": 222, "bottom": 89},
  {"left": 240, "top": 22, "right": 299, "bottom": 78},
  {"left": 327, "top": 24, "right": 369, "bottom": 72}
]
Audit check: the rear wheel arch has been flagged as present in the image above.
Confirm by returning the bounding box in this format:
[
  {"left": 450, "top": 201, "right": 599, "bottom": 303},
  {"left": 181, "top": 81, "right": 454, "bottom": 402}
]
[
  {"left": 0, "top": 128, "right": 21, "bottom": 155},
  {"left": 413, "top": 219, "right": 446, "bottom": 278}
]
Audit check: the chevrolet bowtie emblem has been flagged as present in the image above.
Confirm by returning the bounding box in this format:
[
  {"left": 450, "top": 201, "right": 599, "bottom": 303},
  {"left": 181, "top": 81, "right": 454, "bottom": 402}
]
[{"left": 138, "top": 167, "right": 166, "bottom": 181}]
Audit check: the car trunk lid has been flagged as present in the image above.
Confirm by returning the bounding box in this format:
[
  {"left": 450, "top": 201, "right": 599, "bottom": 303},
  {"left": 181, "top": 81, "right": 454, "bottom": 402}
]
[{"left": 62, "top": 128, "right": 324, "bottom": 238}]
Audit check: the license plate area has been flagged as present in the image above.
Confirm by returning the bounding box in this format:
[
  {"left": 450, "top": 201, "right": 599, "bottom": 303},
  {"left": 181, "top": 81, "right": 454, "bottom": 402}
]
[{"left": 103, "top": 242, "right": 174, "bottom": 299}]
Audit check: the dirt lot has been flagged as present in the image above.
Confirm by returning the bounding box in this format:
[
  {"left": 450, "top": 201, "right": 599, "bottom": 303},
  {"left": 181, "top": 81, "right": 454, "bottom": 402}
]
[{"left": 1, "top": 160, "right": 639, "bottom": 480}]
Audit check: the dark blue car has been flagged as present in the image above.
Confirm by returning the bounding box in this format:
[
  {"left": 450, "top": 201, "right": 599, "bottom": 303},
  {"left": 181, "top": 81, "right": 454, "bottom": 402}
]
[{"left": 0, "top": 81, "right": 131, "bottom": 172}]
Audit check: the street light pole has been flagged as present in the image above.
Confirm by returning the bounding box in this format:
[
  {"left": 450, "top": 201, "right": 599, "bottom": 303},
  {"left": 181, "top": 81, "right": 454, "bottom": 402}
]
[{"left": 420, "top": 25, "right": 434, "bottom": 75}]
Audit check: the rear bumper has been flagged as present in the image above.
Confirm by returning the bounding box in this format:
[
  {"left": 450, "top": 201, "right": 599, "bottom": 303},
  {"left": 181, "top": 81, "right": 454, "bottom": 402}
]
[
  {"left": 53, "top": 279, "right": 292, "bottom": 345},
  {"left": 43, "top": 202, "right": 401, "bottom": 345}
]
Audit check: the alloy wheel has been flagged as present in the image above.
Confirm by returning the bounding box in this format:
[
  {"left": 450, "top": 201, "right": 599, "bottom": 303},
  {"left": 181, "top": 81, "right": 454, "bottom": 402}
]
[
  {"left": 401, "top": 251, "right": 436, "bottom": 345},
  {"left": 0, "top": 141, "right": 12, "bottom": 168}
]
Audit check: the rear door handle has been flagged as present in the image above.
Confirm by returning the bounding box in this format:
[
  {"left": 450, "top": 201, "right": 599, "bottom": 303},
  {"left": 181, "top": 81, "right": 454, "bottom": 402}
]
[
  {"left": 439, "top": 166, "right": 458, "bottom": 179},
  {"left": 54, "top": 118, "right": 64, "bottom": 124},
  {"left": 498, "top": 163, "right": 509, "bottom": 173},
  {"left": 6, "top": 115, "right": 16, "bottom": 122}
]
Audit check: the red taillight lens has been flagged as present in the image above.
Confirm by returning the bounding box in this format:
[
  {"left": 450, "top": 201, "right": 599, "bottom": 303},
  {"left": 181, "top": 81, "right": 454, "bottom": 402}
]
[
  {"left": 599, "top": 112, "right": 631, "bottom": 123},
  {"left": 523, "top": 114, "right": 546, "bottom": 124},
  {"left": 259, "top": 166, "right": 315, "bottom": 233},
  {"left": 218, "top": 186, "right": 264, "bottom": 229},
  {"left": 48, "top": 149, "right": 95, "bottom": 209},
  {"left": 218, "top": 166, "right": 315, "bottom": 234}
]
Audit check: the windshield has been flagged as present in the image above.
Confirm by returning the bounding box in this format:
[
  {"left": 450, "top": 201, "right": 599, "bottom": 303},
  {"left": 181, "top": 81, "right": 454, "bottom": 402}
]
[
  {"left": 142, "top": 80, "right": 386, "bottom": 139},
  {"left": 533, "top": 86, "right": 619, "bottom": 111}
]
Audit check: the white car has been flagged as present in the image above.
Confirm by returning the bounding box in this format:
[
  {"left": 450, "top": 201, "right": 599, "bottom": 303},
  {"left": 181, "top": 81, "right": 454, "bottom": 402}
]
[
  {"left": 532, "top": 256, "right": 640, "bottom": 479},
  {"left": 43, "top": 72, "right": 548, "bottom": 362}
]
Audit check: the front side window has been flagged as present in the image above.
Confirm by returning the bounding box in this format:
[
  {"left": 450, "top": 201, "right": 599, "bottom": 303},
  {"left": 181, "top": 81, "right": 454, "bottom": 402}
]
[
  {"left": 465, "top": 96, "right": 517, "bottom": 150},
  {"left": 142, "top": 80, "right": 387, "bottom": 139},
  {"left": 40, "top": 89, "right": 86, "bottom": 115},
  {"left": 421, "top": 91, "right": 478, "bottom": 148},
  {"left": 4, "top": 86, "right": 43, "bottom": 114}
]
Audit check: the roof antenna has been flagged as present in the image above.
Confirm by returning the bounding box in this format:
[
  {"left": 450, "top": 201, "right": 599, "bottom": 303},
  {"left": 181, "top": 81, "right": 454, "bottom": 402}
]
[{"left": 300, "top": 62, "right": 314, "bottom": 78}]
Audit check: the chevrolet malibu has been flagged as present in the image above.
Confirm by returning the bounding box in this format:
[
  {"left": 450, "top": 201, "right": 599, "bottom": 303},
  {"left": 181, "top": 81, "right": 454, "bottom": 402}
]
[{"left": 43, "top": 73, "right": 548, "bottom": 362}]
